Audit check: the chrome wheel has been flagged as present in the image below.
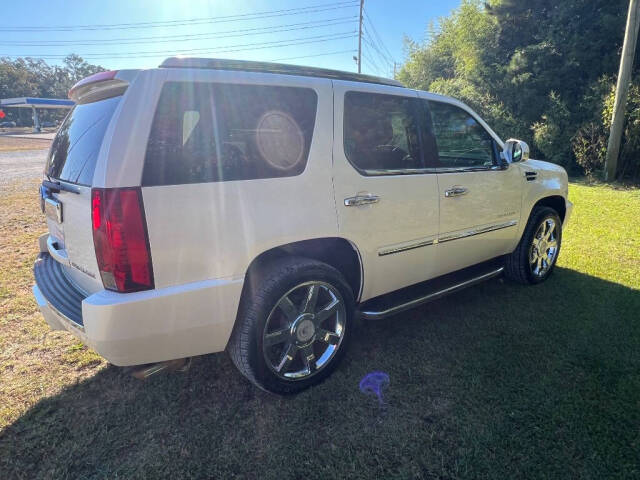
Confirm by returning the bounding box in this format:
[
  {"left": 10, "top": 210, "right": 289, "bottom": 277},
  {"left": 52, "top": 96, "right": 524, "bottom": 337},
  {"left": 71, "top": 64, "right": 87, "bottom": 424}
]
[
  {"left": 262, "top": 281, "right": 346, "bottom": 381},
  {"left": 529, "top": 217, "right": 559, "bottom": 278}
]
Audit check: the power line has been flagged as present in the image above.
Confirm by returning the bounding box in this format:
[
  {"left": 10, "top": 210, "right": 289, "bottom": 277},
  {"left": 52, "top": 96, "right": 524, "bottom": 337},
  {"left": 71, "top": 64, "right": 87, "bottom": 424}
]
[
  {"left": 362, "top": 50, "right": 384, "bottom": 76},
  {"left": 0, "top": 17, "right": 358, "bottom": 47},
  {"left": 0, "top": 1, "right": 359, "bottom": 32},
  {"left": 363, "top": 28, "right": 393, "bottom": 66},
  {"left": 270, "top": 49, "right": 357, "bottom": 62},
  {"left": 362, "top": 35, "right": 390, "bottom": 69},
  {"left": 363, "top": 10, "right": 395, "bottom": 63},
  {"left": 1, "top": 32, "right": 359, "bottom": 60},
  {"left": 362, "top": 57, "right": 383, "bottom": 77}
]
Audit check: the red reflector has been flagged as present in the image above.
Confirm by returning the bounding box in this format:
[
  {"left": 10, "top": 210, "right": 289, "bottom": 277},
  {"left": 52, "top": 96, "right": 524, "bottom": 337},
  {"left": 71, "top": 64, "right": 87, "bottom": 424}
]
[{"left": 91, "top": 187, "right": 154, "bottom": 293}]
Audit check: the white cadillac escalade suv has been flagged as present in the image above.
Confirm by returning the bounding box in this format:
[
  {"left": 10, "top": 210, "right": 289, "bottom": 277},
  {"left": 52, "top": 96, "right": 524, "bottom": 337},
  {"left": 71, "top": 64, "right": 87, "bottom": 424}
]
[{"left": 33, "top": 58, "right": 572, "bottom": 394}]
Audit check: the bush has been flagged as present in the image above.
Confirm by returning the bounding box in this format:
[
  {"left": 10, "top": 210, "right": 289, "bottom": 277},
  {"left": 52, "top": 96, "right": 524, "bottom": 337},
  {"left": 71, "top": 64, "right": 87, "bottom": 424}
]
[
  {"left": 531, "top": 92, "right": 573, "bottom": 167},
  {"left": 571, "top": 123, "right": 607, "bottom": 176},
  {"left": 602, "top": 82, "right": 640, "bottom": 180}
]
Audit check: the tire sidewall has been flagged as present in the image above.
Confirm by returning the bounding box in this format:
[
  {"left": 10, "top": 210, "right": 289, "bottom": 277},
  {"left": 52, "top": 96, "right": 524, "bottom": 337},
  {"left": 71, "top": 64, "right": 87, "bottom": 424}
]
[
  {"left": 247, "top": 259, "right": 355, "bottom": 394},
  {"left": 523, "top": 208, "right": 563, "bottom": 284}
]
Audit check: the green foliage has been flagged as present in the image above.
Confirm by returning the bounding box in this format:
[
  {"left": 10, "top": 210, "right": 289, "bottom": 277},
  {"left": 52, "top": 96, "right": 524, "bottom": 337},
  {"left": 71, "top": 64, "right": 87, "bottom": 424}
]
[
  {"left": 399, "top": 0, "right": 639, "bottom": 180},
  {"left": 0, "top": 55, "right": 104, "bottom": 125},
  {"left": 602, "top": 81, "right": 640, "bottom": 179},
  {"left": 572, "top": 123, "right": 607, "bottom": 176},
  {"left": 531, "top": 92, "right": 572, "bottom": 168}
]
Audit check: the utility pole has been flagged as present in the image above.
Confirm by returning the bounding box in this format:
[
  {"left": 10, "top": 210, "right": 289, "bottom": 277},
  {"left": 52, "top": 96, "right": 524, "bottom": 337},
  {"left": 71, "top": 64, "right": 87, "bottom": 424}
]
[
  {"left": 393, "top": 62, "right": 397, "bottom": 78},
  {"left": 357, "top": 0, "right": 364, "bottom": 73},
  {"left": 605, "top": 0, "right": 640, "bottom": 181}
]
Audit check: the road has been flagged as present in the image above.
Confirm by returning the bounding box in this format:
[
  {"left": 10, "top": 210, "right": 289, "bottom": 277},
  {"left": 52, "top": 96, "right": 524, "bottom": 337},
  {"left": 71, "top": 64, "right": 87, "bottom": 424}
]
[{"left": 0, "top": 149, "right": 47, "bottom": 187}]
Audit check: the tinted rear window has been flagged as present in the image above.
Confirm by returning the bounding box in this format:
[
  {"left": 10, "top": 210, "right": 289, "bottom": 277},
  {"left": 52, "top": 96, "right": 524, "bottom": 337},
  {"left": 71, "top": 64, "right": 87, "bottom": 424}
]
[
  {"left": 142, "top": 82, "right": 318, "bottom": 186},
  {"left": 45, "top": 95, "right": 121, "bottom": 185}
]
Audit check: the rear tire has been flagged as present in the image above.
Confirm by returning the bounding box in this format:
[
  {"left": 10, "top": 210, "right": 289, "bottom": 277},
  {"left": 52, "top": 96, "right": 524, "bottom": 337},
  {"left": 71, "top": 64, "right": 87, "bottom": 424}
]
[
  {"left": 227, "top": 257, "right": 354, "bottom": 394},
  {"left": 505, "top": 206, "right": 562, "bottom": 285}
]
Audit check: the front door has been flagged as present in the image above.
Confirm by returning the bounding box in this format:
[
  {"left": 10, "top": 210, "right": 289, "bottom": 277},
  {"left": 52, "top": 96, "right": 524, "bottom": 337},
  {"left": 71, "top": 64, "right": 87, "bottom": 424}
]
[
  {"left": 332, "top": 81, "right": 440, "bottom": 302},
  {"left": 421, "top": 98, "right": 522, "bottom": 275}
]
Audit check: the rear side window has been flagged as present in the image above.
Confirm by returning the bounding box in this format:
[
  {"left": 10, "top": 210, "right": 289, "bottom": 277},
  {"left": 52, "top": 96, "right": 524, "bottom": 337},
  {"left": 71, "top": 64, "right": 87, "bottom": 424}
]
[
  {"left": 46, "top": 95, "right": 121, "bottom": 185},
  {"left": 343, "top": 91, "right": 422, "bottom": 174},
  {"left": 142, "top": 82, "right": 318, "bottom": 186},
  {"left": 427, "top": 101, "right": 496, "bottom": 168}
]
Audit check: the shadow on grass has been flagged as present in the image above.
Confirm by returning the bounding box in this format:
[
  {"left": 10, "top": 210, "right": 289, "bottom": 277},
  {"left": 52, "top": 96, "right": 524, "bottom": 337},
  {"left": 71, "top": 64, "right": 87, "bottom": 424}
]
[{"left": 1, "top": 267, "right": 639, "bottom": 479}]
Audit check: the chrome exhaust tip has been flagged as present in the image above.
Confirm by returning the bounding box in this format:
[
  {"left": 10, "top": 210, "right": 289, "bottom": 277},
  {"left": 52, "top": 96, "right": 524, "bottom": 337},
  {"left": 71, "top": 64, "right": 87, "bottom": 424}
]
[{"left": 130, "top": 357, "right": 191, "bottom": 379}]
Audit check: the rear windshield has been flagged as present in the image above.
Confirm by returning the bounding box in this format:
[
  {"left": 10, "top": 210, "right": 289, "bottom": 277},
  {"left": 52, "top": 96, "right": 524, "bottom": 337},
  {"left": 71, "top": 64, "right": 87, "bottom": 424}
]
[
  {"left": 142, "top": 82, "right": 318, "bottom": 186},
  {"left": 45, "top": 95, "right": 121, "bottom": 185}
]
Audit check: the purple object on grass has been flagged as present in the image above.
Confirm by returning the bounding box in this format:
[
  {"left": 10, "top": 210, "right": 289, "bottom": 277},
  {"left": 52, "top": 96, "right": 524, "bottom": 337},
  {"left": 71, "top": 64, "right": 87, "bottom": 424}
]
[{"left": 359, "top": 371, "right": 390, "bottom": 404}]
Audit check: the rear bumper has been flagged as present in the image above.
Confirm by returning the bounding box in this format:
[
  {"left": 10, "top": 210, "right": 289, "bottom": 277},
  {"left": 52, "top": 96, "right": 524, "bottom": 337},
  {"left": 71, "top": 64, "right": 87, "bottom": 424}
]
[{"left": 33, "top": 252, "right": 245, "bottom": 366}]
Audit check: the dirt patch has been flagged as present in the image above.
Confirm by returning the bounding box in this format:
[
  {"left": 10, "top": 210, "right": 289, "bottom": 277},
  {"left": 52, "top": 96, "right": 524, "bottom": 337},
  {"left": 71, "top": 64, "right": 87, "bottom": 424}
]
[
  {"left": 0, "top": 150, "right": 48, "bottom": 188},
  {"left": 0, "top": 136, "right": 51, "bottom": 152}
]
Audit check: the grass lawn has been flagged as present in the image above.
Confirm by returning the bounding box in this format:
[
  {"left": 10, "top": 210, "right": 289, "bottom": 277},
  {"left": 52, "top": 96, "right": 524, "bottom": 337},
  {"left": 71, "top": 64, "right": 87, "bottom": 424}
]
[{"left": 0, "top": 179, "right": 639, "bottom": 479}]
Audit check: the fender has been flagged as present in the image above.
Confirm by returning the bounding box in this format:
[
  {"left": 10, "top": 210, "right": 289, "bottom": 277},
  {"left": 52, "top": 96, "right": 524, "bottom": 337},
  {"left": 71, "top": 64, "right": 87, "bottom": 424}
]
[{"left": 515, "top": 159, "right": 570, "bottom": 241}]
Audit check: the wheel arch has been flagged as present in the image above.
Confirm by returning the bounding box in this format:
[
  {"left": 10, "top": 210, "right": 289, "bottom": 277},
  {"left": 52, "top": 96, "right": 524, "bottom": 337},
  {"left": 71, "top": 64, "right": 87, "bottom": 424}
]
[
  {"left": 244, "top": 237, "right": 363, "bottom": 301},
  {"left": 531, "top": 195, "right": 566, "bottom": 223}
]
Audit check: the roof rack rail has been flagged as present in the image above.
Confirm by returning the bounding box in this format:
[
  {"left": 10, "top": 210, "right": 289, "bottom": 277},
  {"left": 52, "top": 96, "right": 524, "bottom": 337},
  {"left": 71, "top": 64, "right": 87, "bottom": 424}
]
[{"left": 159, "top": 57, "right": 404, "bottom": 88}]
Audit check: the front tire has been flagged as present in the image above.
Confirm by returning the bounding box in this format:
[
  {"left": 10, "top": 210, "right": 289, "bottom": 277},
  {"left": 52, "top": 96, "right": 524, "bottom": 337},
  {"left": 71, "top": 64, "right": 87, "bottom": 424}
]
[
  {"left": 228, "top": 257, "right": 354, "bottom": 394},
  {"left": 505, "top": 206, "right": 562, "bottom": 285}
]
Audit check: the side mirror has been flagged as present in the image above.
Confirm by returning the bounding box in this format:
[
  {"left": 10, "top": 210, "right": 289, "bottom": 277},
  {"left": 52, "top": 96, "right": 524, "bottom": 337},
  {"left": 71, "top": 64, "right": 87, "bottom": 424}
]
[{"left": 503, "top": 139, "right": 530, "bottom": 163}]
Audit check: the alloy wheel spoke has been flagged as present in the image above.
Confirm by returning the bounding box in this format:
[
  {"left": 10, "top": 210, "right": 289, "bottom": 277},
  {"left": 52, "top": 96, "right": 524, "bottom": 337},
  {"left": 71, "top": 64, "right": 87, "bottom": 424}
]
[
  {"left": 315, "top": 298, "right": 340, "bottom": 324},
  {"left": 300, "top": 344, "right": 316, "bottom": 373},
  {"left": 544, "top": 220, "right": 555, "bottom": 240},
  {"left": 547, "top": 240, "right": 557, "bottom": 249},
  {"left": 530, "top": 247, "right": 538, "bottom": 264},
  {"left": 276, "top": 343, "right": 298, "bottom": 373},
  {"left": 316, "top": 327, "right": 340, "bottom": 345},
  {"left": 301, "top": 284, "right": 320, "bottom": 314},
  {"left": 536, "top": 256, "right": 543, "bottom": 273},
  {"left": 277, "top": 295, "right": 298, "bottom": 321},
  {"left": 263, "top": 327, "right": 291, "bottom": 347}
]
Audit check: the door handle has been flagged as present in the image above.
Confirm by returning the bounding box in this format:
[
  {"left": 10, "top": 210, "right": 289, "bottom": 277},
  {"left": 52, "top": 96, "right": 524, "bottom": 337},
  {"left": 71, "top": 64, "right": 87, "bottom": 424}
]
[
  {"left": 444, "top": 186, "right": 468, "bottom": 198},
  {"left": 344, "top": 194, "right": 380, "bottom": 207}
]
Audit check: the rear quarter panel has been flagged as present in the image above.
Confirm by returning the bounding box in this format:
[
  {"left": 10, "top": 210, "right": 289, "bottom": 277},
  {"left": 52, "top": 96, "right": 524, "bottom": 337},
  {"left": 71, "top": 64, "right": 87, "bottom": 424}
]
[{"left": 139, "top": 70, "right": 337, "bottom": 288}]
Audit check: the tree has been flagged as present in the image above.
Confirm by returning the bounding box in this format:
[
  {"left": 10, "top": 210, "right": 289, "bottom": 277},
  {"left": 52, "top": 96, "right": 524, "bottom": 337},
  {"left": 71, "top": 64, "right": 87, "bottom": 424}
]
[
  {"left": 398, "top": 0, "right": 639, "bottom": 180},
  {"left": 0, "top": 55, "right": 105, "bottom": 125}
]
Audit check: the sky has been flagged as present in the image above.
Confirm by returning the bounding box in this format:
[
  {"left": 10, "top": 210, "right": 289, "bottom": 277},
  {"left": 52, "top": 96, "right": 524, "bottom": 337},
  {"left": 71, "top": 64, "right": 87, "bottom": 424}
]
[{"left": 0, "top": 0, "right": 460, "bottom": 78}]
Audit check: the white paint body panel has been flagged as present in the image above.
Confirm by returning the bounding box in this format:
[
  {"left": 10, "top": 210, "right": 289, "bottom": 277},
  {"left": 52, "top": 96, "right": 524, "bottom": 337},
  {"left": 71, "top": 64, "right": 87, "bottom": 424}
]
[
  {"left": 141, "top": 69, "right": 336, "bottom": 288},
  {"left": 331, "top": 81, "right": 440, "bottom": 301},
  {"left": 34, "top": 66, "right": 572, "bottom": 366}
]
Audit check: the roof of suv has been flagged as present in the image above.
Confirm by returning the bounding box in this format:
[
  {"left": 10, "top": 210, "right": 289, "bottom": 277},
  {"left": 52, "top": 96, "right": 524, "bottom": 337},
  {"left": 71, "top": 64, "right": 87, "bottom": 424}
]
[{"left": 160, "top": 57, "right": 404, "bottom": 88}]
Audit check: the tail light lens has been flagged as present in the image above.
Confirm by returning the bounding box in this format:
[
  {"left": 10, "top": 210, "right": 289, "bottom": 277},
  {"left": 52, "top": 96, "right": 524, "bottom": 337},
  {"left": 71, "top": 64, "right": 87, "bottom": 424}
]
[{"left": 91, "top": 187, "right": 154, "bottom": 293}]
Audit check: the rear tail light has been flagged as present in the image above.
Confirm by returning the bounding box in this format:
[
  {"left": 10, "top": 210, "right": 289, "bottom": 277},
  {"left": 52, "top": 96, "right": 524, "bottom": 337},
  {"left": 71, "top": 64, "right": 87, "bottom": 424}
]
[{"left": 91, "top": 187, "right": 154, "bottom": 293}]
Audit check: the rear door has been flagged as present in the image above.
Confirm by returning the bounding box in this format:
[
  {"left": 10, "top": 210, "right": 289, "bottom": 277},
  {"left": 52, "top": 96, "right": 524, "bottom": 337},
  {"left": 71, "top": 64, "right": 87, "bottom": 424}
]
[
  {"left": 42, "top": 94, "right": 123, "bottom": 294},
  {"left": 332, "top": 81, "right": 441, "bottom": 302}
]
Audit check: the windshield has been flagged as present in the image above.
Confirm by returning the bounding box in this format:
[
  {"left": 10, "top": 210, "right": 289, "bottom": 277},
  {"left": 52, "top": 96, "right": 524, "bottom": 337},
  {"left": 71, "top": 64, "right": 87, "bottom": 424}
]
[{"left": 45, "top": 95, "right": 121, "bottom": 185}]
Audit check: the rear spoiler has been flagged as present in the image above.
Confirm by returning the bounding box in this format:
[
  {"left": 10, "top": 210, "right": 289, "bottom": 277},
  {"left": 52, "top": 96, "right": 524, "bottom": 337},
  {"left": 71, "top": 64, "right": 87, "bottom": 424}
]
[{"left": 68, "top": 70, "right": 139, "bottom": 104}]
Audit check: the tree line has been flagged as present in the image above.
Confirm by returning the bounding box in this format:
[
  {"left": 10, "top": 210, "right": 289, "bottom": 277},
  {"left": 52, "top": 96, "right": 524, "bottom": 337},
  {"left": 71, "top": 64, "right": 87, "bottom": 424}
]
[
  {"left": 0, "top": 54, "right": 104, "bottom": 125},
  {"left": 398, "top": 0, "right": 639, "bottom": 181}
]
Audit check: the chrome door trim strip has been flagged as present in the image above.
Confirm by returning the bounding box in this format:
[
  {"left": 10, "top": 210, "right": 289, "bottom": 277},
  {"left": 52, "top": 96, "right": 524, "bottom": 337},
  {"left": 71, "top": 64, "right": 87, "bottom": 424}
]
[
  {"left": 378, "top": 238, "right": 436, "bottom": 256},
  {"left": 377, "top": 220, "right": 517, "bottom": 257},
  {"left": 438, "top": 220, "right": 518, "bottom": 244},
  {"left": 360, "top": 267, "right": 505, "bottom": 319}
]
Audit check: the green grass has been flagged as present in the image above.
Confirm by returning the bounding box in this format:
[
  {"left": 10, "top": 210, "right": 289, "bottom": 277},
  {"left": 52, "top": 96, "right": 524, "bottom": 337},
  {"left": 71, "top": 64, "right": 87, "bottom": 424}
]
[{"left": 0, "top": 180, "right": 639, "bottom": 479}]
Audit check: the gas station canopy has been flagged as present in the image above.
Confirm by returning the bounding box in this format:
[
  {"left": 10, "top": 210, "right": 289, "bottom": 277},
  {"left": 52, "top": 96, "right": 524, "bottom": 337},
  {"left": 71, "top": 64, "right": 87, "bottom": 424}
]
[
  {"left": 0, "top": 97, "right": 74, "bottom": 109},
  {"left": 0, "top": 97, "right": 74, "bottom": 132}
]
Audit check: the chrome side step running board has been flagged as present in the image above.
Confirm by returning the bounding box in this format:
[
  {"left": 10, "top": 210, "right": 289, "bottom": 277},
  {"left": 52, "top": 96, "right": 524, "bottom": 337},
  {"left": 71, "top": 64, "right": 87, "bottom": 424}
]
[{"left": 358, "top": 263, "right": 504, "bottom": 320}]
